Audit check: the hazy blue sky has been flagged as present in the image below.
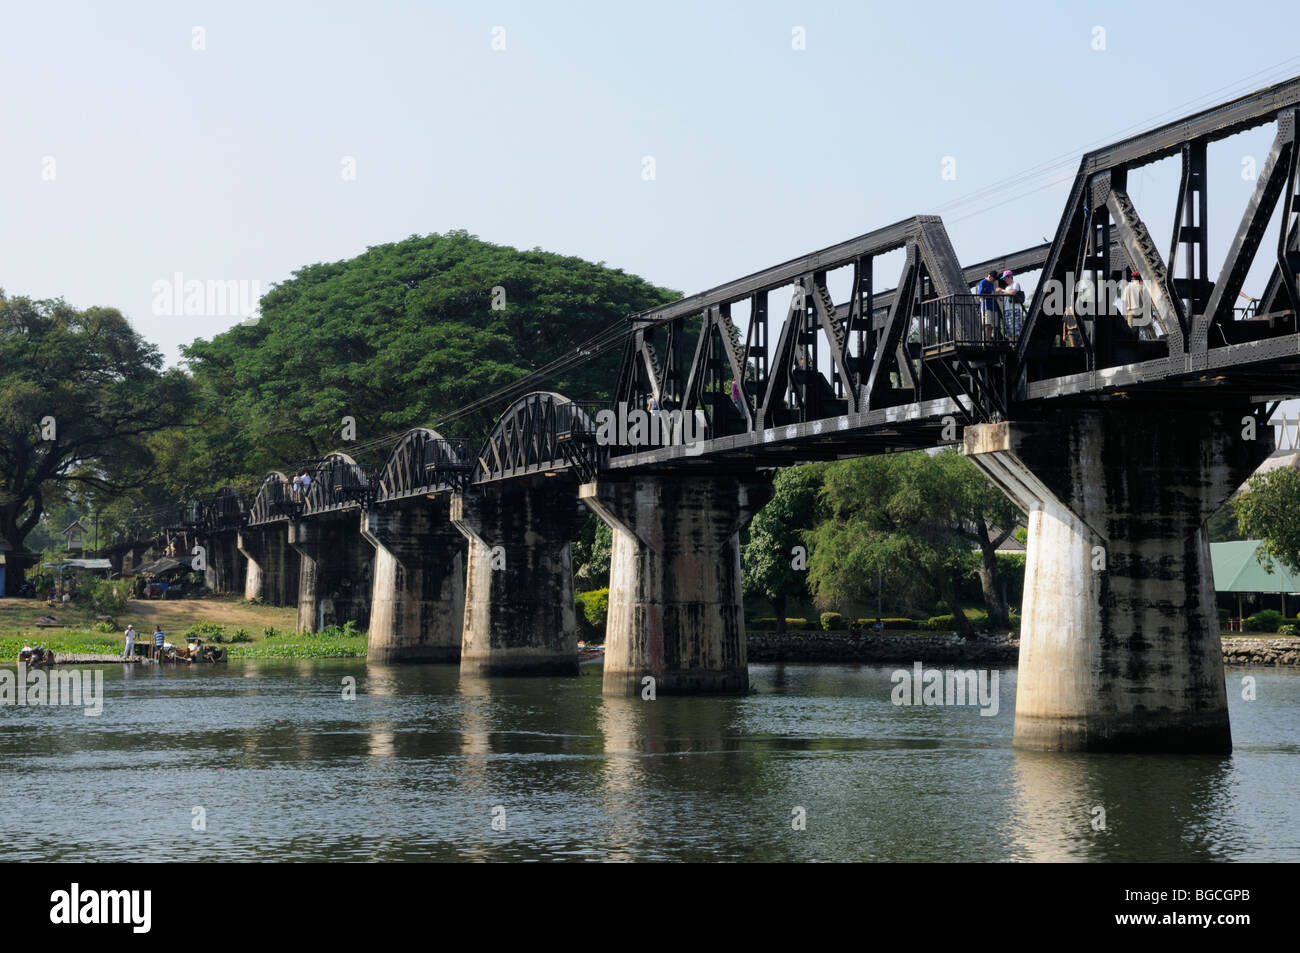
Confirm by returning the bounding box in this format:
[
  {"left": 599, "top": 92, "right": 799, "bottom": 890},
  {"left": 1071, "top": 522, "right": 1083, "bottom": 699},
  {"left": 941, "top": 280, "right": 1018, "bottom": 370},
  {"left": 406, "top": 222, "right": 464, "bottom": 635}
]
[{"left": 2, "top": 0, "right": 1298, "bottom": 369}]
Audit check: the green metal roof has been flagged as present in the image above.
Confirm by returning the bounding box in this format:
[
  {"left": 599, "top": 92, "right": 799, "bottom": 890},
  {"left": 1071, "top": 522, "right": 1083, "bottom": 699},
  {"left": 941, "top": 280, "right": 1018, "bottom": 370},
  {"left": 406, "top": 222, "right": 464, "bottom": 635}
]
[{"left": 1211, "top": 540, "right": 1300, "bottom": 594}]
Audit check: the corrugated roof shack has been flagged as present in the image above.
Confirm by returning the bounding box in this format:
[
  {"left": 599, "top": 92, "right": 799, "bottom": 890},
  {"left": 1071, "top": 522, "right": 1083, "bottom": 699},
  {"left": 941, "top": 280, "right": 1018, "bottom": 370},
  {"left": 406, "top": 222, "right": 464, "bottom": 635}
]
[
  {"left": 1211, "top": 540, "right": 1300, "bottom": 621},
  {"left": 43, "top": 557, "right": 113, "bottom": 600}
]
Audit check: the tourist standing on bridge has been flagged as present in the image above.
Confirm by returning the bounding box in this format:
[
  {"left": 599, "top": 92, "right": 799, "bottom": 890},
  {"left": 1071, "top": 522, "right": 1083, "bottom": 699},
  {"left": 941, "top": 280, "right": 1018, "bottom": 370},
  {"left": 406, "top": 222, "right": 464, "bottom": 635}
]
[
  {"left": 1121, "top": 271, "right": 1154, "bottom": 340},
  {"left": 122, "top": 624, "right": 136, "bottom": 660},
  {"left": 976, "top": 270, "right": 1001, "bottom": 340},
  {"left": 998, "top": 269, "right": 1023, "bottom": 338}
]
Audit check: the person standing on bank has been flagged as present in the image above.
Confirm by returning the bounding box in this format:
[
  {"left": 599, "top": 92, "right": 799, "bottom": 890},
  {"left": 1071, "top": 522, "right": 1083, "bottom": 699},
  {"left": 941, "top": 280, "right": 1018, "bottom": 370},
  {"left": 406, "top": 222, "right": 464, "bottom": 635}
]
[
  {"left": 122, "top": 624, "right": 136, "bottom": 660},
  {"left": 153, "top": 626, "right": 165, "bottom": 660}
]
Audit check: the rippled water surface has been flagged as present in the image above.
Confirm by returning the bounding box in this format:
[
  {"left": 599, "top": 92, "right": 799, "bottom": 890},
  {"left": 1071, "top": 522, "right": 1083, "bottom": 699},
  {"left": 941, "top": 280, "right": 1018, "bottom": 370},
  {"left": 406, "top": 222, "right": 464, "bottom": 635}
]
[{"left": 2, "top": 661, "right": 1297, "bottom": 861}]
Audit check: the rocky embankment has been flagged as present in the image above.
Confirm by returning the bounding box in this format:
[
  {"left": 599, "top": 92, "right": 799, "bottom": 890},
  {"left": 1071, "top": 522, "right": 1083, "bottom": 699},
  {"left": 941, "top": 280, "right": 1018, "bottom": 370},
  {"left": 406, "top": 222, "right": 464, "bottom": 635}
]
[
  {"left": 748, "top": 632, "right": 1300, "bottom": 666},
  {"left": 1221, "top": 637, "right": 1300, "bottom": 666}
]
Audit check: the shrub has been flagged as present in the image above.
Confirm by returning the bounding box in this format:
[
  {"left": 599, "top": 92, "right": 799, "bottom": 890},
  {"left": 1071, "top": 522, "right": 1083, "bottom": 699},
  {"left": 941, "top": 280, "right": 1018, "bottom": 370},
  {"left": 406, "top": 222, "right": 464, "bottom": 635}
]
[
  {"left": 186, "top": 621, "right": 227, "bottom": 643},
  {"left": 1279, "top": 623, "right": 1297, "bottom": 636},
  {"left": 853, "top": 617, "right": 920, "bottom": 630},
  {"left": 576, "top": 588, "right": 609, "bottom": 628},
  {"left": 820, "top": 612, "right": 846, "bottom": 631},
  {"left": 85, "top": 578, "right": 128, "bottom": 616},
  {"left": 1244, "top": 609, "right": 1285, "bottom": 633},
  {"left": 228, "top": 628, "right": 253, "bottom": 644},
  {"left": 1218, "top": 608, "right": 1230, "bottom": 627},
  {"left": 927, "top": 611, "right": 990, "bottom": 632},
  {"left": 263, "top": 626, "right": 278, "bottom": 639}
]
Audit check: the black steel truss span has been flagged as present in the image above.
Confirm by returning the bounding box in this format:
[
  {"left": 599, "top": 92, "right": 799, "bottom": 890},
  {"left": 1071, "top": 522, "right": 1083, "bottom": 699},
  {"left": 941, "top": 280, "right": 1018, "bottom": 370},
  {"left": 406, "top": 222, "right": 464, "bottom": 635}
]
[
  {"left": 246, "top": 471, "right": 295, "bottom": 526},
  {"left": 186, "top": 76, "right": 1300, "bottom": 525},
  {"left": 374, "top": 428, "right": 475, "bottom": 501}
]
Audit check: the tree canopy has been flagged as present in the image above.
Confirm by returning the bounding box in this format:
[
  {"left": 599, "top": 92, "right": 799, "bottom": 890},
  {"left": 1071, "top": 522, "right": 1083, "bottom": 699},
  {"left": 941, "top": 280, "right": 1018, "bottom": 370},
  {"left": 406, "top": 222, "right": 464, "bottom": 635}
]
[
  {"left": 742, "top": 465, "right": 825, "bottom": 626},
  {"left": 804, "top": 449, "right": 1021, "bottom": 634},
  {"left": 1234, "top": 468, "right": 1300, "bottom": 576},
  {"left": 0, "top": 292, "right": 191, "bottom": 585},
  {"left": 180, "top": 230, "right": 678, "bottom": 487}
]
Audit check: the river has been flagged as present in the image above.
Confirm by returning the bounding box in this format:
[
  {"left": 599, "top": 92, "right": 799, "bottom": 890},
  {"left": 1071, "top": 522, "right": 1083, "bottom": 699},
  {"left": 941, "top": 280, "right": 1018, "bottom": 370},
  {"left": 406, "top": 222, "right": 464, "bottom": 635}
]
[{"left": 2, "top": 661, "right": 1297, "bottom": 861}]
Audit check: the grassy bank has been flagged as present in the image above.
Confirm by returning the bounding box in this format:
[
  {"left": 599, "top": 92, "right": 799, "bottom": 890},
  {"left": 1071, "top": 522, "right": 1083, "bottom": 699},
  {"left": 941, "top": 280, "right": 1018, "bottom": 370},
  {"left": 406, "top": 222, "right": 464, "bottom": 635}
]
[{"left": 0, "top": 595, "right": 366, "bottom": 658}]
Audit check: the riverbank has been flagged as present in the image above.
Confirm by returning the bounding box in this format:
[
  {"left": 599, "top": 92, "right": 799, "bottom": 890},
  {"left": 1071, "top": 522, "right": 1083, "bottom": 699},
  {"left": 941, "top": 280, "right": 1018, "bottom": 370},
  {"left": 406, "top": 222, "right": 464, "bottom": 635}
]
[{"left": 748, "top": 631, "right": 1300, "bottom": 666}]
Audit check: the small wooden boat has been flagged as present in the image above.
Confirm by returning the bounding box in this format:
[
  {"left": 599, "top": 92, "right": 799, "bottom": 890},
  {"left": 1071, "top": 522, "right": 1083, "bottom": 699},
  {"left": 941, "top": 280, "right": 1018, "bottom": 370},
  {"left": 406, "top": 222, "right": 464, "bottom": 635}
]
[
  {"left": 17, "top": 646, "right": 55, "bottom": 666},
  {"left": 578, "top": 643, "right": 605, "bottom": 665}
]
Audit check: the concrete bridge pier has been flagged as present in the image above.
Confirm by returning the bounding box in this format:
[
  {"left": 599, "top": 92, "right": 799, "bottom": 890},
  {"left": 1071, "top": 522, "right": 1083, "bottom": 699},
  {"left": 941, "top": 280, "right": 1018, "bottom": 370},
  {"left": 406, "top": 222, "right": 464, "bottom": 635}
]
[
  {"left": 362, "top": 498, "right": 465, "bottom": 663},
  {"left": 965, "top": 405, "right": 1273, "bottom": 753},
  {"left": 237, "top": 525, "right": 300, "bottom": 606},
  {"left": 580, "top": 475, "right": 774, "bottom": 695},
  {"left": 451, "top": 480, "right": 587, "bottom": 676},
  {"left": 289, "top": 517, "right": 374, "bottom": 632},
  {"left": 202, "top": 531, "right": 246, "bottom": 595}
]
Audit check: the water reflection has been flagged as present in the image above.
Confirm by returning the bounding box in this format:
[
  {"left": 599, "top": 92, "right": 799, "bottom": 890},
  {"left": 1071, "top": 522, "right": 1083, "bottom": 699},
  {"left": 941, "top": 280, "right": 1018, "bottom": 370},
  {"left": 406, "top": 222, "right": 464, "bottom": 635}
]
[
  {"left": 1008, "top": 750, "right": 1236, "bottom": 862},
  {"left": 0, "top": 661, "right": 1295, "bottom": 861}
]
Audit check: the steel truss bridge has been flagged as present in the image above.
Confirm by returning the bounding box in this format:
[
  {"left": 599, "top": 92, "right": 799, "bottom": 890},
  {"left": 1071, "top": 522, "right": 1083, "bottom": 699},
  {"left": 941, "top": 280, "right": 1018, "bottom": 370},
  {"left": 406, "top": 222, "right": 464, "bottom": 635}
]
[{"left": 185, "top": 76, "right": 1300, "bottom": 532}]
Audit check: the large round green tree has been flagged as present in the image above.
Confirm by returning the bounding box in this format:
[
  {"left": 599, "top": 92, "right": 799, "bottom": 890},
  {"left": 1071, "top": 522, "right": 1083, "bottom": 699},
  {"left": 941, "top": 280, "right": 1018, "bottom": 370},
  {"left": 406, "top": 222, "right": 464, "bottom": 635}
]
[
  {"left": 181, "top": 230, "right": 678, "bottom": 484},
  {"left": 0, "top": 292, "right": 191, "bottom": 591}
]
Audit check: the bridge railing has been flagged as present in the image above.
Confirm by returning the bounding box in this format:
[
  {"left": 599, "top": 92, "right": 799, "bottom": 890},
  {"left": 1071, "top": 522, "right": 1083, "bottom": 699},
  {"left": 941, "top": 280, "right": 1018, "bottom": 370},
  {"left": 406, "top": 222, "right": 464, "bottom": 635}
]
[
  {"left": 921, "top": 294, "right": 1024, "bottom": 350},
  {"left": 422, "top": 436, "right": 475, "bottom": 488}
]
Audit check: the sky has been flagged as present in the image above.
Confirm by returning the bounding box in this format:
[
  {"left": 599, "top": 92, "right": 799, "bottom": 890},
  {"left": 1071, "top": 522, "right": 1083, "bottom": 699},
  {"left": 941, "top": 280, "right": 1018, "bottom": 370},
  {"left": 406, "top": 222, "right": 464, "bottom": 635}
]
[{"left": 2, "top": 0, "right": 1299, "bottom": 385}]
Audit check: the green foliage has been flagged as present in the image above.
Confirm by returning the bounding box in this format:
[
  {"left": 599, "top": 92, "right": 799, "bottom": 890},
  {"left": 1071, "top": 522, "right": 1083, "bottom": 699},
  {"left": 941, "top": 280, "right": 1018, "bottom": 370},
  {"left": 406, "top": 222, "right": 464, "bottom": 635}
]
[
  {"left": 576, "top": 588, "right": 609, "bottom": 626},
  {"left": 1243, "top": 609, "right": 1285, "bottom": 633},
  {"left": 806, "top": 450, "right": 1016, "bottom": 635},
  {"left": 229, "top": 628, "right": 253, "bottom": 643},
  {"left": 742, "top": 465, "right": 826, "bottom": 610},
  {"left": 85, "top": 578, "right": 128, "bottom": 615},
  {"left": 1218, "top": 608, "right": 1231, "bottom": 627},
  {"left": 318, "top": 620, "right": 361, "bottom": 639},
  {"left": 852, "top": 617, "right": 920, "bottom": 630},
  {"left": 263, "top": 626, "right": 279, "bottom": 639},
  {"left": 180, "top": 231, "right": 678, "bottom": 484},
  {"left": 927, "top": 611, "right": 990, "bottom": 632},
  {"left": 227, "top": 634, "right": 367, "bottom": 658},
  {"left": 30, "top": 572, "right": 54, "bottom": 598},
  {"left": 1279, "top": 623, "right": 1297, "bottom": 636},
  {"left": 0, "top": 632, "right": 121, "bottom": 657},
  {"left": 91, "top": 620, "right": 115, "bottom": 633},
  {"left": 574, "top": 520, "right": 612, "bottom": 590},
  {"left": 185, "top": 621, "right": 227, "bottom": 642},
  {"left": 0, "top": 292, "right": 192, "bottom": 564},
  {"left": 1234, "top": 469, "right": 1300, "bottom": 575},
  {"left": 820, "top": 612, "right": 845, "bottom": 631},
  {"left": 751, "top": 618, "right": 820, "bottom": 631}
]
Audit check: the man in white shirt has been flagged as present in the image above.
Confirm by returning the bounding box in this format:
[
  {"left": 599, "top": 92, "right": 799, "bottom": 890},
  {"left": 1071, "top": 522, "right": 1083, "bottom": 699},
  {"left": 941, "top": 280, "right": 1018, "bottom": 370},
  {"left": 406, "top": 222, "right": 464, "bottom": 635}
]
[{"left": 1121, "top": 271, "right": 1156, "bottom": 340}]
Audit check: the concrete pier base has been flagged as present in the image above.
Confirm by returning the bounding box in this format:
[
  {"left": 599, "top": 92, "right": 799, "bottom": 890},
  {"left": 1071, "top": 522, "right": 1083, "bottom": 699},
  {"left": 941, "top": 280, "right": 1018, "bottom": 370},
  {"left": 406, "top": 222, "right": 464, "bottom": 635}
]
[
  {"left": 965, "top": 406, "right": 1272, "bottom": 753},
  {"left": 362, "top": 499, "right": 465, "bottom": 663},
  {"left": 580, "top": 476, "right": 773, "bottom": 695},
  {"left": 237, "top": 525, "right": 300, "bottom": 607},
  {"left": 451, "top": 480, "right": 586, "bottom": 676},
  {"left": 289, "top": 516, "right": 374, "bottom": 632},
  {"left": 202, "top": 531, "right": 246, "bottom": 595}
]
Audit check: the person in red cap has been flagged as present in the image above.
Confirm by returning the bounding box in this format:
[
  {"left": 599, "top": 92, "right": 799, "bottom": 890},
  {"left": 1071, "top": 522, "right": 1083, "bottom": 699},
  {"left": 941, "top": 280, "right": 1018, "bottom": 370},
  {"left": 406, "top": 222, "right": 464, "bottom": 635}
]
[
  {"left": 997, "top": 269, "right": 1023, "bottom": 337},
  {"left": 1121, "top": 270, "right": 1154, "bottom": 339}
]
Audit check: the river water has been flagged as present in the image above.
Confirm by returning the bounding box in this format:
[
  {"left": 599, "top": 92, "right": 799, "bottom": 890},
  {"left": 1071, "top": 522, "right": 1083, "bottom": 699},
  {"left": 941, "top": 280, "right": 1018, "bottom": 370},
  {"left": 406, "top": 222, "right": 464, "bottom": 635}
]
[{"left": 1, "top": 661, "right": 1297, "bottom": 862}]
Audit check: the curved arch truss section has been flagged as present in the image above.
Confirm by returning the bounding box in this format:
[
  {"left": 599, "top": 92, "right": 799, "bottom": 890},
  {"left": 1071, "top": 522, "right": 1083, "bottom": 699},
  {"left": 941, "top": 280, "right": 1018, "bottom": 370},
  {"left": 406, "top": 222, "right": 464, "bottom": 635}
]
[
  {"left": 247, "top": 472, "right": 294, "bottom": 525},
  {"left": 375, "top": 428, "right": 474, "bottom": 503},
  {"left": 302, "top": 452, "right": 370, "bottom": 516},
  {"left": 204, "top": 487, "right": 246, "bottom": 531},
  {"left": 473, "top": 392, "right": 598, "bottom": 483}
]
